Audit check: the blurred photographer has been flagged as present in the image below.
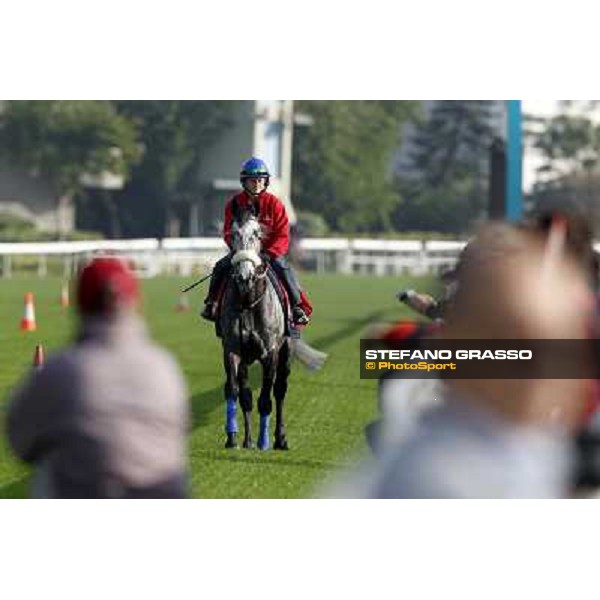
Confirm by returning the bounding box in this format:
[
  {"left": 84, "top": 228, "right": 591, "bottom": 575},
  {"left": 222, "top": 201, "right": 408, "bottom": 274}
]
[{"left": 6, "top": 257, "right": 190, "bottom": 498}]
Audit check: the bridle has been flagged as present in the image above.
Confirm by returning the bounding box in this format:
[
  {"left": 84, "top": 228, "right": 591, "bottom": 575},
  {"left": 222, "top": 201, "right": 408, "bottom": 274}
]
[{"left": 231, "top": 218, "right": 267, "bottom": 310}]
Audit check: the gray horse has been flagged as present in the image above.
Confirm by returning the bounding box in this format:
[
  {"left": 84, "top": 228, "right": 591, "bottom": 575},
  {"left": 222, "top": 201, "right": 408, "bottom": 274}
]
[{"left": 218, "top": 210, "right": 291, "bottom": 450}]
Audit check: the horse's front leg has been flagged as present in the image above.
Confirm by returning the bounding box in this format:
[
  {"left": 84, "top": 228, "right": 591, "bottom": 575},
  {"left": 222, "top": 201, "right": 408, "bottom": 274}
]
[
  {"left": 224, "top": 350, "right": 240, "bottom": 449},
  {"left": 274, "top": 340, "right": 291, "bottom": 450},
  {"left": 238, "top": 362, "right": 254, "bottom": 449},
  {"left": 257, "top": 351, "right": 277, "bottom": 451}
]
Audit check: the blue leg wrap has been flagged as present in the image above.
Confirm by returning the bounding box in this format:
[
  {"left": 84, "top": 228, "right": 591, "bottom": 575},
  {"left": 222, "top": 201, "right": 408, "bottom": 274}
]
[
  {"left": 257, "top": 415, "right": 270, "bottom": 450},
  {"left": 226, "top": 397, "right": 238, "bottom": 434}
]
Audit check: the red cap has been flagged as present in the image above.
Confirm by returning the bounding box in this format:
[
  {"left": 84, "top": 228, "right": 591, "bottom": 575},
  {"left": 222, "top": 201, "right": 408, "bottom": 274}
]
[{"left": 77, "top": 256, "right": 139, "bottom": 315}]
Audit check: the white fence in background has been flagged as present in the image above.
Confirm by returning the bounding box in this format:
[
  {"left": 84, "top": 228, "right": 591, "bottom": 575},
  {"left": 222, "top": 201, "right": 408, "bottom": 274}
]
[
  {"left": 0, "top": 237, "right": 469, "bottom": 279},
  {"left": 298, "top": 238, "right": 468, "bottom": 275}
]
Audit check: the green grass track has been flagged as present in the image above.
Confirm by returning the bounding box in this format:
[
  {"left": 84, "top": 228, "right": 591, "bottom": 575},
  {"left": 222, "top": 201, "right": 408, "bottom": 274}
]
[{"left": 0, "top": 272, "right": 435, "bottom": 498}]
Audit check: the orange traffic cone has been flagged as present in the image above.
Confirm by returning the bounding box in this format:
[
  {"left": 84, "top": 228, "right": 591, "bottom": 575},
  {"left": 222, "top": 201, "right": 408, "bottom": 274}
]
[
  {"left": 174, "top": 293, "right": 190, "bottom": 312},
  {"left": 60, "top": 282, "right": 70, "bottom": 309},
  {"left": 33, "top": 344, "right": 45, "bottom": 369},
  {"left": 20, "top": 292, "right": 37, "bottom": 331}
]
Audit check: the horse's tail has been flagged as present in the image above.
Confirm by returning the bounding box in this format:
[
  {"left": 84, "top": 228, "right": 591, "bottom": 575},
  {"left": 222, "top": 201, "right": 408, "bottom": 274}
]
[{"left": 290, "top": 337, "right": 328, "bottom": 372}]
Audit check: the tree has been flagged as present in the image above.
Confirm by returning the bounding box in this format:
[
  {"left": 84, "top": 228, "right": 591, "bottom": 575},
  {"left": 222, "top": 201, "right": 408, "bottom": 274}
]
[
  {"left": 295, "top": 210, "right": 330, "bottom": 237},
  {"left": 396, "top": 177, "right": 478, "bottom": 234},
  {"left": 292, "top": 101, "right": 419, "bottom": 233},
  {"left": 394, "top": 101, "right": 498, "bottom": 234},
  {"left": 112, "top": 101, "right": 238, "bottom": 237},
  {"left": 0, "top": 101, "right": 140, "bottom": 237},
  {"left": 527, "top": 102, "right": 600, "bottom": 182},
  {"left": 526, "top": 102, "right": 600, "bottom": 225}
]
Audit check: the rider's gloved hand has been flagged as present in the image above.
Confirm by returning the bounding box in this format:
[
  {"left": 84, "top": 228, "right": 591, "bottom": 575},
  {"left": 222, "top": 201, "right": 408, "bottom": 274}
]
[
  {"left": 398, "top": 290, "right": 437, "bottom": 317},
  {"left": 397, "top": 289, "right": 417, "bottom": 303}
]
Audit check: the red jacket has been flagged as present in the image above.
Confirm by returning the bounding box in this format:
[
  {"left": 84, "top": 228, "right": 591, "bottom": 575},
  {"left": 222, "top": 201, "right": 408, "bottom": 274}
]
[{"left": 223, "top": 191, "right": 289, "bottom": 259}]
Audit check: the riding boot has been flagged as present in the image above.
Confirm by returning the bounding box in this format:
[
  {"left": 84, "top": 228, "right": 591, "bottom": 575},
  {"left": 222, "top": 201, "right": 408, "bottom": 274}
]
[
  {"left": 200, "top": 301, "right": 217, "bottom": 321},
  {"left": 270, "top": 256, "right": 310, "bottom": 325},
  {"left": 292, "top": 305, "right": 310, "bottom": 325}
]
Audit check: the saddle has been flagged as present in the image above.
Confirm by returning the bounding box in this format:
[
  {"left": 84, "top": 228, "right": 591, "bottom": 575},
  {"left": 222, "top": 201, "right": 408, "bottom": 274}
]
[{"left": 214, "top": 262, "right": 293, "bottom": 338}]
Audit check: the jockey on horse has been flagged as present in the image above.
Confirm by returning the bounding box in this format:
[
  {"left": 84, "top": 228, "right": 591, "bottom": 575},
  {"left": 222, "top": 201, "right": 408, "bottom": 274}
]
[{"left": 201, "top": 157, "right": 312, "bottom": 328}]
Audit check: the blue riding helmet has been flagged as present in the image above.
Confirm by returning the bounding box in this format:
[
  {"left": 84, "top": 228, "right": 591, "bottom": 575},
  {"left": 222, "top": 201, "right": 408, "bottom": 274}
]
[{"left": 240, "top": 157, "right": 270, "bottom": 190}]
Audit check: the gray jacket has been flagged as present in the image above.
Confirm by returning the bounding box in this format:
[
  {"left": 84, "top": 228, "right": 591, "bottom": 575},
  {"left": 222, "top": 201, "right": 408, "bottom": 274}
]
[
  {"left": 328, "top": 391, "right": 573, "bottom": 499},
  {"left": 7, "top": 313, "right": 189, "bottom": 498}
]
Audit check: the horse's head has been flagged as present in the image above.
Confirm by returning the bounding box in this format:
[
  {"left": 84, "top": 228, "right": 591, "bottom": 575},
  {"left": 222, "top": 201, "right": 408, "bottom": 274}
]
[{"left": 231, "top": 215, "right": 265, "bottom": 297}]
